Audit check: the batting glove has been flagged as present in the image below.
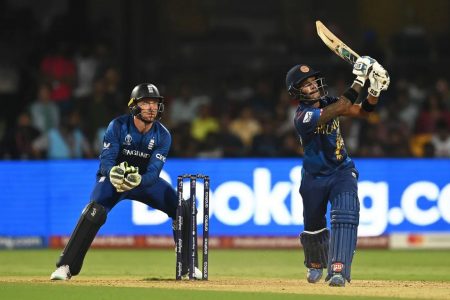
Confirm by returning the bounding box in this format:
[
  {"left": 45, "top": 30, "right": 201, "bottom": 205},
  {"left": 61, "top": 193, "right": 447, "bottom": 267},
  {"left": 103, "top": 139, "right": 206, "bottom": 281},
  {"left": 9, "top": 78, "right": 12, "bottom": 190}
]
[
  {"left": 353, "top": 56, "right": 377, "bottom": 86},
  {"left": 368, "top": 62, "right": 390, "bottom": 97},
  {"left": 109, "top": 162, "right": 128, "bottom": 192}
]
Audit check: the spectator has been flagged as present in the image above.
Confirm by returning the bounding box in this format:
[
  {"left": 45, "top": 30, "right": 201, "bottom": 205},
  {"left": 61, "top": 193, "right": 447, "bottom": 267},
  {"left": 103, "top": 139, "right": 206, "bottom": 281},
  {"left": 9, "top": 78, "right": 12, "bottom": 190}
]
[
  {"left": 73, "top": 44, "right": 98, "bottom": 99},
  {"left": 396, "top": 90, "right": 419, "bottom": 131},
  {"left": 415, "top": 93, "right": 450, "bottom": 134},
  {"left": 422, "top": 142, "right": 436, "bottom": 158},
  {"left": 217, "top": 114, "right": 245, "bottom": 157},
  {"left": 103, "top": 66, "right": 124, "bottom": 114},
  {"left": 249, "top": 78, "right": 275, "bottom": 115},
  {"left": 2, "top": 111, "right": 41, "bottom": 159},
  {"left": 190, "top": 103, "right": 220, "bottom": 142},
  {"left": 33, "top": 110, "right": 92, "bottom": 159},
  {"left": 431, "top": 119, "right": 450, "bottom": 157},
  {"left": 435, "top": 78, "right": 450, "bottom": 104},
  {"left": 169, "top": 123, "right": 198, "bottom": 158},
  {"left": 29, "top": 82, "right": 60, "bottom": 134},
  {"left": 251, "top": 119, "right": 280, "bottom": 157},
  {"left": 77, "top": 78, "right": 114, "bottom": 155},
  {"left": 169, "top": 83, "right": 210, "bottom": 126},
  {"left": 229, "top": 106, "right": 261, "bottom": 150},
  {"left": 40, "top": 42, "right": 76, "bottom": 114}
]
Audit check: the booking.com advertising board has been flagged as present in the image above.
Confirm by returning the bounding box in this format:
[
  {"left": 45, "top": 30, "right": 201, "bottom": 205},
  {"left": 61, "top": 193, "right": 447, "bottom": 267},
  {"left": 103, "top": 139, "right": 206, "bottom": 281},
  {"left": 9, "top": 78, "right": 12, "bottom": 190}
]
[{"left": 0, "top": 159, "right": 449, "bottom": 238}]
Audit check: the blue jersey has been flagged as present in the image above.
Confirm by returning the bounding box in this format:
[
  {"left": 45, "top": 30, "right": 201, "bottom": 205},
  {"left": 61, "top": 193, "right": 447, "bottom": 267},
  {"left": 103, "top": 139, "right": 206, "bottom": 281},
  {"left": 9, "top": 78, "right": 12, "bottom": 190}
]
[
  {"left": 97, "top": 114, "right": 171, "bottom": 187},
  {"left": 294, "top": 96, "right": 354, "bottom": 176}
]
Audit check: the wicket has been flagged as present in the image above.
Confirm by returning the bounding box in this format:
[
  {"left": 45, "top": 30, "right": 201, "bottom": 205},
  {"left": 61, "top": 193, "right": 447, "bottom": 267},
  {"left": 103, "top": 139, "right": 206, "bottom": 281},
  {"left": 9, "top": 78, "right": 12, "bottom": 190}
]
[{"left": 175, "top": 174, "right": 210, "bottom": 280}]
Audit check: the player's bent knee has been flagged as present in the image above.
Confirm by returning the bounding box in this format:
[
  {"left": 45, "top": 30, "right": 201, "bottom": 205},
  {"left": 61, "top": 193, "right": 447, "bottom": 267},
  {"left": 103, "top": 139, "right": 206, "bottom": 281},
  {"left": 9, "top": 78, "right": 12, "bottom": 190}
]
[{"left": 82, "top": 201, "right": 107, "bottom": 225}]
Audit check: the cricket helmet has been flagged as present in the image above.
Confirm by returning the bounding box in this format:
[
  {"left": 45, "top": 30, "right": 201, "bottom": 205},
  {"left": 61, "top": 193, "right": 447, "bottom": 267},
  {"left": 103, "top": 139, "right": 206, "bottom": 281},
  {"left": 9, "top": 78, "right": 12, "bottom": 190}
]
[
  {"left": 286, "top": 64, "right": 327, "bottom": 102},
  {"left": 128, "top": 83, "right": 164, "bottom": 119}
]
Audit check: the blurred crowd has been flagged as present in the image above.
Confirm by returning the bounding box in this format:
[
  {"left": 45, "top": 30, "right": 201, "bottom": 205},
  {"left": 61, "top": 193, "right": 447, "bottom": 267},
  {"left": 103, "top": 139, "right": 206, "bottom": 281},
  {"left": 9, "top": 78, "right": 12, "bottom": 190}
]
[
  {"left": 0, "top": 3, "right": 449, "bottom": 160},
  {"left": 1, "top": 53, "right": 449, "bottom": 160}
]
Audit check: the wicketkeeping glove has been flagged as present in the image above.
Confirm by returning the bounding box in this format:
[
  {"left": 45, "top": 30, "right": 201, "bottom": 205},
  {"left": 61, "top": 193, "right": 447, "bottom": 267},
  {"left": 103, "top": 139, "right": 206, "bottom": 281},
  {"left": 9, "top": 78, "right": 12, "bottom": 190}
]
[
  {"left": 109, "top": 162, "right": 128, "bottom": 192},
  {"left": 120, "top": 167, "right": 142, "bottom": 192},
  {"left": 353, "top": 56, "right": 377, "bottom": 86},
  {"left": 368, "top": 62, "right": 390, "bottom": 97}
]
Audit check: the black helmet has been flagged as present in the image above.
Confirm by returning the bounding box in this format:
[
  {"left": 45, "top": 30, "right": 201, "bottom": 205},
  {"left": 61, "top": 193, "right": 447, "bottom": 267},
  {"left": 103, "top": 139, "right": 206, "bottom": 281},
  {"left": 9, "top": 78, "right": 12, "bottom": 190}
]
[
  {"left": 286, "top": 64, "right": 327, "bottom": 102},
  {"left": 128, "top": 83, "right": 164, "bottom": 119}
]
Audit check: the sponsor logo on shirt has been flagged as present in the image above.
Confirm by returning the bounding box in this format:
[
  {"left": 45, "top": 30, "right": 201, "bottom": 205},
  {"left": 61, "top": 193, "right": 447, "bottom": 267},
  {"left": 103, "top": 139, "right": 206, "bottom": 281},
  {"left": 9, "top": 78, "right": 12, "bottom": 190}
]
[
  {"left": 122, "top": 149, "right": 150, "bottom": 158},
  {"left": 156, "top": 153, "right": 166, "bottom": 162},
  {"left": 103, "top": 142, "right": 110, "bottom": 150},
  {"left": 303, "top": 111, "right": 313, "bottom": 123}
]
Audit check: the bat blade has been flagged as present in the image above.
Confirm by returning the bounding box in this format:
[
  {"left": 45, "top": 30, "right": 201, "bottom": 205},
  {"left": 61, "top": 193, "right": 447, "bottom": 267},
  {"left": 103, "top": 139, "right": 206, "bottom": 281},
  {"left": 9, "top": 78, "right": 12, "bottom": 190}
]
[{"left": 316, "top": 20, "right": 360, "bottom": 65}]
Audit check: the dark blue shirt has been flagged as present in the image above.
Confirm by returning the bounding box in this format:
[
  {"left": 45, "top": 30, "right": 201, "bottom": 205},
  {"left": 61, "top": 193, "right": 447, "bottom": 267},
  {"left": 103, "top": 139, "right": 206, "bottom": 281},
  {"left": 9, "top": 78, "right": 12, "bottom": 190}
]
[
  {"left": 97, "top": 114, "right": 171, "bottom": 187},
  {"left": 294, "top": 96, "right": 354, "bottom": 176}
]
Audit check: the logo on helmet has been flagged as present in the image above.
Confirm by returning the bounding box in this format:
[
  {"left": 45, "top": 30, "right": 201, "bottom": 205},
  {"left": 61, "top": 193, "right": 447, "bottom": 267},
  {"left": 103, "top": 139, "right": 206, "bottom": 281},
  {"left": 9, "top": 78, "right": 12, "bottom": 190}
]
[
  {"left": 147, "top": 85, "right": 154, "bottom": 94},
  {"left": 300, "top": 65, "right": 310, "bottom": 73}
]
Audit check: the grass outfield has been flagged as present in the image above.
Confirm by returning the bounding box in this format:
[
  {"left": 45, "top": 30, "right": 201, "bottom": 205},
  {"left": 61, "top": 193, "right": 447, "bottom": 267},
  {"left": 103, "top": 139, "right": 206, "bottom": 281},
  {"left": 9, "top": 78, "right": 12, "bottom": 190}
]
[{"left": 0, "top": 249, "right": 449, "bottom": 299}]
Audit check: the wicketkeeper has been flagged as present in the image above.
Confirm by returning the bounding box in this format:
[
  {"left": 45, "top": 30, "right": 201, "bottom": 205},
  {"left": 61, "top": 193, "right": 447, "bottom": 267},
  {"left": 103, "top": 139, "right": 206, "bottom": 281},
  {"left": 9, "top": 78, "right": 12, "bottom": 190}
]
[
  {"left": 286, "top": 57, "right": 390, "bottom": 286},
  {"left": 50, "top": 83, "right": 201, "bottom": 280}
]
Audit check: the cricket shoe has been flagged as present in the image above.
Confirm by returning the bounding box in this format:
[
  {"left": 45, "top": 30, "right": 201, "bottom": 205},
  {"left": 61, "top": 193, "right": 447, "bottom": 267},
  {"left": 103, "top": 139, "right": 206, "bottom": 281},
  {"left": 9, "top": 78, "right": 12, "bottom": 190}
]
[
  {"left": 50, "top": 265, "right": 72, "bottom": 280},
  {"left": 329, "top": 273, "right": 345, "bottom": 287},
  {"left": 182, "top": 267, "right": 203, "bottom": 280},
  {"left": 306, "top": 268, "right": 323, "bottom": 283}
]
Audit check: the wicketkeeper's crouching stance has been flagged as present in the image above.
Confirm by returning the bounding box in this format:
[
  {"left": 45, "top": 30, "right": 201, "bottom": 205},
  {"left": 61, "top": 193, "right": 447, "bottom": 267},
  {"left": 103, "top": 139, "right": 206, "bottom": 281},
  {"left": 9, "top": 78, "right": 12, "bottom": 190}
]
[
  {"left": 286, "top": 55, "right": 390, "bottom": 287},
  {"left": 50, "top": 83, "right": 201, "bottom": 280}
]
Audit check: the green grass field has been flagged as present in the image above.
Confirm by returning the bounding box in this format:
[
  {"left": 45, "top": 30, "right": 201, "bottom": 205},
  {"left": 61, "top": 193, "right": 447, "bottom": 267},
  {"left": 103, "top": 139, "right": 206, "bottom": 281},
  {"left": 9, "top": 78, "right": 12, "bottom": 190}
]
[{"left": 0, "top": 249, "right": 449, "bottom": 299}]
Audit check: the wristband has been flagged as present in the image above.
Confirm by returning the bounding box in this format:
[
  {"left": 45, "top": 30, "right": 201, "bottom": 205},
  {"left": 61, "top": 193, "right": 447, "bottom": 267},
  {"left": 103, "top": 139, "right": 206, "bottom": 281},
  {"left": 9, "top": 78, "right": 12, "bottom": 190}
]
[
  {"left": 361, "top": 98, "right": 377, "bottom": 112},
  {"left": 343, "top": 88, "right": 358, "bottom": 104}
]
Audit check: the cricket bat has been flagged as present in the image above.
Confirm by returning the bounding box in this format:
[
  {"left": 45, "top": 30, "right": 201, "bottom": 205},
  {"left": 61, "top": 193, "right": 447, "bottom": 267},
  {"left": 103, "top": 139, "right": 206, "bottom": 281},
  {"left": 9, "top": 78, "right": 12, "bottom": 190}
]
[{"left": 316, "top": 20, "right": 360, "bottom": 65}]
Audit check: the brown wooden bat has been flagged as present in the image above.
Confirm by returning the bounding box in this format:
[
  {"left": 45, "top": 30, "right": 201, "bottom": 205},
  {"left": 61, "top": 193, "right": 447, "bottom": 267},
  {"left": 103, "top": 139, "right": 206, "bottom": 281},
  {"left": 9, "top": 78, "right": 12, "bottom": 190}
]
[{"left": 316, "top": 20, "right": 360, "bottom": 65}]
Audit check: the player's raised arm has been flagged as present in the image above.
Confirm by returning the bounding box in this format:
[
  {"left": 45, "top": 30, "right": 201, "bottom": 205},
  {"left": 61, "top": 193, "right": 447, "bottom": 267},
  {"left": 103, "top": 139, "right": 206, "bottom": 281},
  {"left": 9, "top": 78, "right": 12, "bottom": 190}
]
[
  {"left": 344, "top": 60, "right": 390, "bottom": 117},
  {"left": 316, "top": 56, "right": 377, "bottom": 124}
]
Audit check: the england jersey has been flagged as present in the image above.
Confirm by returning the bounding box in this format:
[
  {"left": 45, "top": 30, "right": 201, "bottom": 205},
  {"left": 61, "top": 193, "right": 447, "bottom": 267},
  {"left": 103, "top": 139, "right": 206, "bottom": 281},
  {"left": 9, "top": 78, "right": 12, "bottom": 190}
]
[{"left": 97, "top": 114, "right": 171, "bottom": 186}]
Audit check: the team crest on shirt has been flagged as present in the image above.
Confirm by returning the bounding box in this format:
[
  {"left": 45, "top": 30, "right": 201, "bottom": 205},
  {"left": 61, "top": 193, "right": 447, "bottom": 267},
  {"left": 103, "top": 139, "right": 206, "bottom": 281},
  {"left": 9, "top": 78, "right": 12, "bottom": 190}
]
[
  {"left": 124, "top": 134, "right": 132, "bottom": 145},
  {"left": 148, "top": 138, "right": 155, "bottom": 150}
]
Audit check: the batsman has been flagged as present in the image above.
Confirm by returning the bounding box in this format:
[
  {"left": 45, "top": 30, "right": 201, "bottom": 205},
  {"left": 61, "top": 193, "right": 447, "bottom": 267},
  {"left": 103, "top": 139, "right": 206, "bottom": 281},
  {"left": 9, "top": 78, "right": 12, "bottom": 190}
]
[
  {"left": 286, "top": 58, "right": 390, "bottom": 286},
  {"left": 50, "top": 83, "right": 201, "bottom": 280}
]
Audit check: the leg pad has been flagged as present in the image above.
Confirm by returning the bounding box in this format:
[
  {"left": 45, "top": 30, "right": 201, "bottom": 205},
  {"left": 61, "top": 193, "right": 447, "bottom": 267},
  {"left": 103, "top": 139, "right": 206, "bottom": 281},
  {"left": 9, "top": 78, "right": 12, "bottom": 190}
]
[
  {"left": 300, "top": 228, "right": 329, "bottom": 269},
  {"left": 56, "top": 202, "right": 107, "bottom": 276},
  {"left": 326, "top": 192, "right": 360, "bottom": 282}
]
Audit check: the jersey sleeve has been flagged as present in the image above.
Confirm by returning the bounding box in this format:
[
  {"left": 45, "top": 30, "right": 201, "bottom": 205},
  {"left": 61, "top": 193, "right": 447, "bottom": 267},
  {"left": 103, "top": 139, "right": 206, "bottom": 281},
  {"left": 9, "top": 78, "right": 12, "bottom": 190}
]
[
  {"left": 140, "top": 129, "right": 172, "bottom": 187},
  {"left": 294, "top": 107, "right": 321, "bottom": 139},
  {"left": 99, "top": 120, "right": 121, "bottom": 176}
]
